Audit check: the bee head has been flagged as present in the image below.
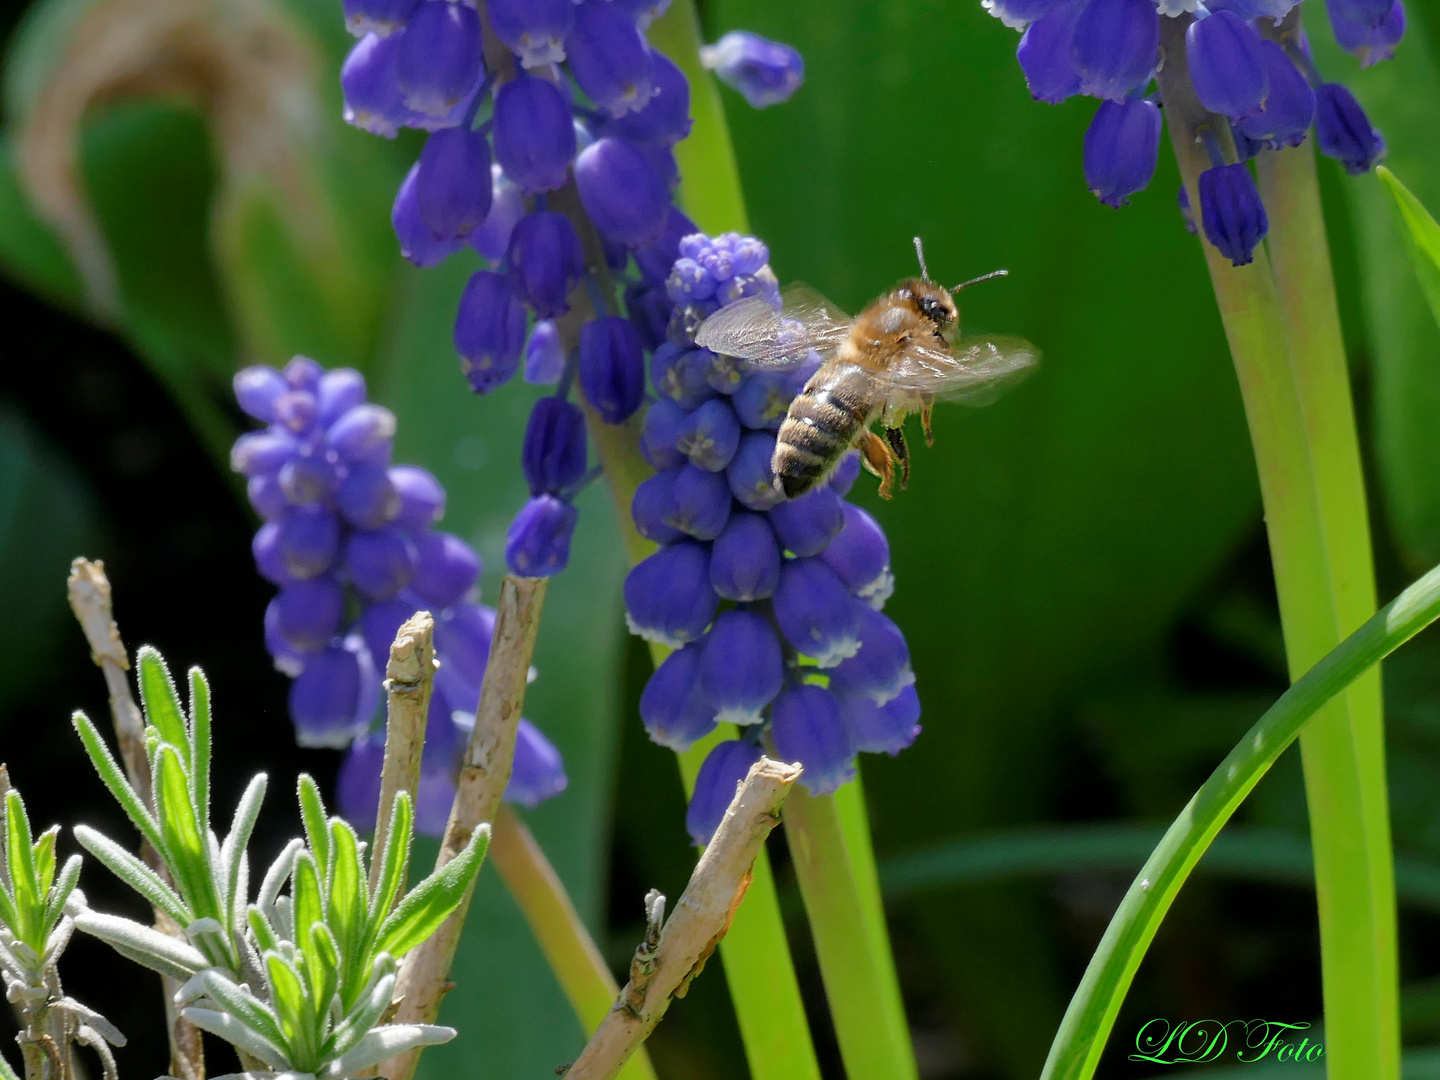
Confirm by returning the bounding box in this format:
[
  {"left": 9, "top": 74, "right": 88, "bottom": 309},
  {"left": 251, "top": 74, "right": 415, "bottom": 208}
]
[{"left": 906, "top": 280, "right": 958, "bottom": 331}]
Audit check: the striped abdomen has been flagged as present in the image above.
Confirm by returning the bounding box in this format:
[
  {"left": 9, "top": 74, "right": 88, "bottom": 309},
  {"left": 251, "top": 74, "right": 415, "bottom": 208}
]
[{"left": 773, "top": 364, "right": 876, "bottom": 499}]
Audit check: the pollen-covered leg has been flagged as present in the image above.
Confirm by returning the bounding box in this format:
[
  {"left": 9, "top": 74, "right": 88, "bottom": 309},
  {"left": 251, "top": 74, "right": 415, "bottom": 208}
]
[
  {"left": 885, "top": 427, "right": 910, "bottom": 490},
  {"left": 921, "top": 398, "right": 935, "bottom": 447},
  {"left": 860, "top": 430, "right": 897, "bottom": 499}
]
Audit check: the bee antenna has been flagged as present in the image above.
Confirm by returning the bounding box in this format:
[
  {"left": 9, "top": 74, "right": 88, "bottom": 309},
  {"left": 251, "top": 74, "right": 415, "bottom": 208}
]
[
  {"left": 912, "top": 236, "right": 931, "bottom": 281},
  {"left": 951, "top": 268, "right": 1009, "bottom": 293}
]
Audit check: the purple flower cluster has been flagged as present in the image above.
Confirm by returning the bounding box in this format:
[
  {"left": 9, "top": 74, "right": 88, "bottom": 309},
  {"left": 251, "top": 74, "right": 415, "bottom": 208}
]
[
  {"left": 990, "top": 0, "right": 1397, "bottom": 265},
  {"left": 624, "top": 233, "right": 922, "bottom": 846},
  {"left": 230, "top": 356, "right": 566, "bottom": 834},
  {"left": 337, "top": 0, "right": 802, "bottom": 580}
]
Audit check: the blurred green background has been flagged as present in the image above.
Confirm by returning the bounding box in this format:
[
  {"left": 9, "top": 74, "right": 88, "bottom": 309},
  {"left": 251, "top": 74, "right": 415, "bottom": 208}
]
[{"left": 0, "top": 1, "right": 1439, "bottom": 1078}]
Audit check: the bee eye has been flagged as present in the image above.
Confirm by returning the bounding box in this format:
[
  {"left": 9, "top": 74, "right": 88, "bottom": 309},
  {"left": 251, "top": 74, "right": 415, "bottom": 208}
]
[{"left": 919, "top": 296, "right": 948, "bottom": 323}]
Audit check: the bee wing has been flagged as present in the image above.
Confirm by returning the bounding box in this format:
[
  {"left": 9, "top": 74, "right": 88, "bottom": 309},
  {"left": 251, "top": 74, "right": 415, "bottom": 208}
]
[
  {"left": 885, "top": 334, "right": 1040, "bottom": 405},
  {"left": 695, "top": 283, "right": 851, "bottom": 370}
]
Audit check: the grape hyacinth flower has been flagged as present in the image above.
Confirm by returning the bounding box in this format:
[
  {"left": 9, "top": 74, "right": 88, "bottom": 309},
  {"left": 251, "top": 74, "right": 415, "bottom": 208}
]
[
  {"left": 624, "top": 234, "right": 920, "bottom": 844},
  {"left": 986, "top": 0, "right": 1400, "bottom": 265},
  {"left": 231, "top": 357, "right": 567, "bottom": 833},
  {"left": 699, "top": 31, "right": 805, "bottom": 109},
  {"left": 335, "top": 0, "right": 806, "bottom": 583}
]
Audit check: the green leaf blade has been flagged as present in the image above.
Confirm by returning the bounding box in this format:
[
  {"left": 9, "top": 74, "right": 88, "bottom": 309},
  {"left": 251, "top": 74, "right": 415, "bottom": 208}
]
[
  {"left": 72, "top": 712, "right": 168, "bottom": 859},
  {"left": 188, "top": 667, "right": 212, "bottom": 837},
  {"left": 1377, "top": 166, "right": 1440, "bottom": 334},
  {"left": 374, "top": 825, "right": 488, "bottom": 961},
  {"left": 137, "top": 646, "right": 189, "bottom": 752},
  {"left": 4, "top": 791, "right": 41, "bottom": 946},
  {"left": 152, "top": 745, "right": 216, "bottom": 922}
]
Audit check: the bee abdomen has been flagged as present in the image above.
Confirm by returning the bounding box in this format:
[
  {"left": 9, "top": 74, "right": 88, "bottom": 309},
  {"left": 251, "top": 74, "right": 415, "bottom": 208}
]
[{"left": 774, "top": 385, "right": 861, "bottom": 499}]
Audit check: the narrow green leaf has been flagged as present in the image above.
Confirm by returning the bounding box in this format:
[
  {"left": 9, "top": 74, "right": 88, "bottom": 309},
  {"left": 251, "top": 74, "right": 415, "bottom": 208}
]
[
  {"left": 136, "top": 646, "right": 189, "bottom": 752},
  {"left": 326, "top": 965, "right": 396, "bottom": 1060},
  {"left": 263, "top": 951, "right": 311, "bottom": 1064},
  {"left": 0, "top": 1040, "right": 21, "bottom": 1080},
  {"left": 188, "top": 667, "right": 212, "bottom": 837},
  {"left": 248, "top": 905, "right": 281, "bottom": 954},
  {"left": 73, "top": 911, "right": 208, "bottom": 980},
  {"left": 333, "top": 1023, "right": 456, "bottom": 1077},
  {"left": 193, "top": 969, "right": 290, "bottom": 1056},
  {"left": 367, "top": 791, "right": 412, "bottom": 931},
  {"left": 221, "top": 773, "right": 267, "bottom": 919},
  {"left": 72, "top": 712, "right": 168, "bottom": 860},
  {"left": 153, "top": 745, "right": 217, "bottom": 921},
  {"left": 1377, "top": 166, "right": 1440, "bottom": 333},
  {"left": 0, "top": 874, "right": 18, "bottom": 932},
  {"left": 258, "top": 837, "right": 303, "bottom": 914},
  {"left": 374, "top": 825, "right": 489, "bottom": 960},
  {"left": 326, "top": 819, "right": 366, "bottom": 1005},
  {"left": 32, "top": 825, "right": 57, "bottom": 896},
  {"left": 307, "top": 921, "right": 341, "bottom": 1053},
  {"left": 296, "top": 774, "right": 331, "bottom": 875},
  {"left": 290, "top": 850, "right": 327, "bottom": 997},
  {"left": 1040, "top": 558, "right": 1440, "bottom": 1080},
  {"left": 41, "top": 854, "right": 82, "bottom": 942},
  {"left": 5, "top": 791, "right": 40, "bottom": 945},
  {"left": 181, "top": 1007, "right": 291, "bottom": 1071},
  {"left": 74, "top": 825, "right": 191, "bottom": 926}
]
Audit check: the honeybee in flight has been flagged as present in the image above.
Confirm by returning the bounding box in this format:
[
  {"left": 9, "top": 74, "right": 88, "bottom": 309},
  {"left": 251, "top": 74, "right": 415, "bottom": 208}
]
[{"left": 696, "top": 238, "right": 1039, "bottom": 500}]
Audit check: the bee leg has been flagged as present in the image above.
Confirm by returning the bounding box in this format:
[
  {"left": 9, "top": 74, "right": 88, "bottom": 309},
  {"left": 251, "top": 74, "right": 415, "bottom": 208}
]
[
  {"left": 921, "top": 398, "right": 935, "bottom": 447},
  {"left": 859, "top": 430, "right": 897, "bottom": 499},
  {"left": 885, "top": 427, "right": 910, "bottom": 491}
]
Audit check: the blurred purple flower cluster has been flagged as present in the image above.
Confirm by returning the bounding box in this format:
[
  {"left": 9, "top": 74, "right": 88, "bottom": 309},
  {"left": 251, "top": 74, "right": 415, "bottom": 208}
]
[
  {"left": 230, "top": 356, "right": 566, "bottom": 834},
  {"left": 987, "top": 0, "right": 1399, "bottom": 265},
  {"left": 625, "top": 233, "right": 922, "bottom": 846},
  {"left": 337, "top": 0, "right": 802, "bottom": 579}
]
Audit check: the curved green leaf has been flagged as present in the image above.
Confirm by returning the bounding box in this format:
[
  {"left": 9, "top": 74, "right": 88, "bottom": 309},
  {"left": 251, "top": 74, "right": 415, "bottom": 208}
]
[
  {"left": 1041, "top": 558, "right": 1440, "bottom": 1080},
  {"left": 374, "top": 826, "right": 489, "bottom": 961}
]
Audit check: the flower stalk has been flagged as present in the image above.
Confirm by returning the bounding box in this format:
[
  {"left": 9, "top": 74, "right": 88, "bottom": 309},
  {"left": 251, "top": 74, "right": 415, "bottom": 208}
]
[
  {"left": 488, "top": 807, "right": 657, "bottom": 1080},
  {"left": 784, "top": 784, "right": 917, "bottom": 1080},
  {"left": 386, "top": 575, "right": 548, "bottom": 1080},
  {"left": 1155, "top": 16, "right": 1398, "bottom": 1080}
]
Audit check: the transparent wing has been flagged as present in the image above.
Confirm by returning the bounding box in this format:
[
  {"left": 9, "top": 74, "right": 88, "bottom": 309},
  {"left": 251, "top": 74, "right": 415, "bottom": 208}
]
[
  {"left": 885, "top": 334, "right": 1040, "bottom": 405},
  {"left": 695, "top": 283, "right": 851, "bottom": 370}
]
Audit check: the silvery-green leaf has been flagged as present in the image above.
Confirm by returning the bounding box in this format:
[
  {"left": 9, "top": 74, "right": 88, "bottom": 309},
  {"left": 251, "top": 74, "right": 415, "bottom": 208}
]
[
  {"left": 76, "top": 1024, "right": 119, "bottom": 1080},
  {"left": 258, "top": 839, "right": 303, "bottom": 915},
  {"left": 325, "top": 970, "right": 395, "bottom": 1060},
  {"left": 295, "top": 776, "right": 330, "bottom": 875},
  {"left": 372, "top": 826, "right": 488, "bottom": 961},
  {"left": 190, "top": 968, "right": 288, "bottom": 1053},
  {"left": 41, "top": 912, "right": 72, "bottom": 964},
  {"left": 72, "top": 715, "right": 169, "bottom": 868},
  {"left": 73, "top": 911, "right": 207, "bottom": 980},
  {"left": 62, "top": 999, "right": 125, "bottom": 1046},
  {"left": 181, "top": 1007, "right": 291, "bottom": 1069},
  {"left": 74, "top": 825, "right": 190, "bottom": 927},
  {"left": 326, "top": 1024, "right": 455, "bottom": 1079},
  {"left": 42, "top": 854, "right": 82, "bottom": 940}
]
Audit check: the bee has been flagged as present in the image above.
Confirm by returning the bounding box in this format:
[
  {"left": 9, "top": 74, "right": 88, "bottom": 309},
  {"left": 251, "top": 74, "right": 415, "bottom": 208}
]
[{"left": 695, "top": 238, "right": 1039, "bottom": 500}]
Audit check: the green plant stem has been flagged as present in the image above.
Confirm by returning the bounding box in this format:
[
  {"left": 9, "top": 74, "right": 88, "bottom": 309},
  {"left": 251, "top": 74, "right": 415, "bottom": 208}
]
[
  {"left": 1039, "top": 557, "right": 1440, "bottom": 1078},
  {"left": 673, "top": 733, "right": 820, "bottom": 1080},
  {"left": 1256, "top": 131, "right": 1398, "bottom": 1073},
  {"left": 1136, "top": 21, "right": 1398, "bottom": 1080},
  {"left": 489, "top": 806, "right": 657, "bottom": 1080},
  {"left": 784, "top": 785, "right": 918, "bottom": 1080}
]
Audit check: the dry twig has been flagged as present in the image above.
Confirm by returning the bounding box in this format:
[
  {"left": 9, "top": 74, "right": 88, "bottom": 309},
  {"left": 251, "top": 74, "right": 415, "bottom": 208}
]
[
  {"left": 370, "top": 611, "right": 436, "bottom": 895},
  {"left": 65, "top": 558, "right": 205, "bottom": 1080},
  {"left": 384, "top": 575, "right": 549, "bottom": 1080},
  {"left": 563, "top": 757, "right": 802, "bottom": 1080}
]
